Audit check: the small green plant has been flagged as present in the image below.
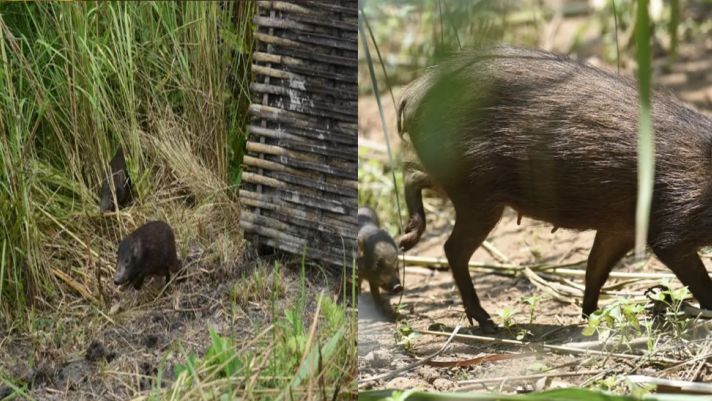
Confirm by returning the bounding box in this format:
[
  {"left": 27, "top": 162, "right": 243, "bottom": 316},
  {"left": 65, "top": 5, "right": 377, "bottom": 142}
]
[
  {"left": 522, "top": 295, "right": 542, "bottom": 325},
  {"left": 646, "top": 280, "right": 692, "bottom": 336},
  {"left": 516, "top": 328, "right": 533, "bottom": 341},
  {"left": 593, "top": 374, "right": 622, "bottom": 392},
  {"left": 648, "top": 279, "right": 689, "bottom": 308},
  {"left": 175, "top": 329, "right": 245, "bottom": 381},
  {"left": 394, "top": 322, "right": 419, "bottom": 352},
  {"left": 582, "top": 299, "right": 646, "bottom": 342},
  {"left": 166, "top": 274, "right": 356, "bottom": 399},
  {"left": 232, "top": 262, "right": 287, "bottom": 309},
  {"left": 497, "top": 307, "right": 520, "bottom": 329}
]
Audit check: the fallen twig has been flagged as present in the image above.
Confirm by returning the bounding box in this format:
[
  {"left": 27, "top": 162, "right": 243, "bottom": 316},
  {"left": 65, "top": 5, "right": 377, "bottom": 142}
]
[
  {"left": 522, "top": 267, "right": 576, "bottom": 304},
  {"left": 626, "top": 375, "right": 712, "bottom": 395},
  {"left": 419, "top": 329, "right": 682, "bottom": 365},
  {"left": 456, "top": 369, "right": 605, "bottom": 391},
  {"left": 482, "top": 240, "right": 510, "bottom": 264},
  {"left": 358, "top": 326, "right": 461, "bottom": 387},
  {"left": 563, "top": 337, "right": 650, "bottom": 351},
  {"left": 401, "top": 254, "right": 712, "bottom": 280},
  {"left": 425, "top": 352, "right": 536, "bottom": 368}
]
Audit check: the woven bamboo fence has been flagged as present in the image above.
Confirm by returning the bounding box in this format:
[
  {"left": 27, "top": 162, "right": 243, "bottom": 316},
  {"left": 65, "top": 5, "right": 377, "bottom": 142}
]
[{"left": 240, "top": 0, "right": 357, "bottom": 274}]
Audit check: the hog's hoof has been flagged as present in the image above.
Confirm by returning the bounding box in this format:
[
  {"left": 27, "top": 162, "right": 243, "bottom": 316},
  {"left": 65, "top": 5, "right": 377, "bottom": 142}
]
[
  {"left": 397, "top": 231, "right": 420, "bottom": 252},
  {"left": 581, "top": 308, "right": 598, "bottom": 320},
  {"left": 479, "top": 319, "right": 498, "bottom": 334},
  {"left": 384, "top": 307, "right": 401, "bottom": 322}
]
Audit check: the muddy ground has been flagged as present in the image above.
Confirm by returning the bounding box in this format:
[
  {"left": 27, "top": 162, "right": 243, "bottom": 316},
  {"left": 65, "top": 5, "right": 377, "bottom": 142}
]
[
  {"left": 358, "top": 37, "right": 712, "bottom": 392},
  {"left": 0, "top": 253, "right": 336, "bottom": 400}
]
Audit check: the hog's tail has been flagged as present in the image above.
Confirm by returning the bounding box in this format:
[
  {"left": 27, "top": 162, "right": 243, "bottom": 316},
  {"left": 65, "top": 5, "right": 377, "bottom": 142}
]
[
  {"left": 397, "top": 68, "right": 436, "bottom": 140},
  {"left": 396, "top": 94, "right": 407, "bottom": 139}
]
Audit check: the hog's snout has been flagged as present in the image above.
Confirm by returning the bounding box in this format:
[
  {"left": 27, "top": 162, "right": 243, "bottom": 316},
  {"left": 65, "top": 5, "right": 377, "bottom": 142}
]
[
  {"left": 100, "top": 198, "right": 113, "bottom": 213},
  {"left": 390, "top": 283, "right": 403, "bottom": 294},
  {"left": 113, "top": 263, "right": 129, "bottom": 286},
  {"left": 113, "top": 272, "right": 126, "bottom": 286}
]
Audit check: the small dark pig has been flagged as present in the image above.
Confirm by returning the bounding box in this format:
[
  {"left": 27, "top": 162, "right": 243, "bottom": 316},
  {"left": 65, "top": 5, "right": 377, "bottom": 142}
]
[
  {"left": 100, "top": 147, "right": 133, "bottom": 212},
  {"left": 358, "top": 206, "right": 403, "bottom": 317},
  {"left": 114, "top": 221, "right": 181, "bottom": 290},
  {"left": 398, "top": 45, "right": 712, "bottom": 333}
]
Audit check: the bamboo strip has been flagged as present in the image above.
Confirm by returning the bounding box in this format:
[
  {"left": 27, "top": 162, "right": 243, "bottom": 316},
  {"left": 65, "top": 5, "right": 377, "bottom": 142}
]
[
  {"left": 244, "top": 1, "right": 357, "bottom": 270},
  {"left": 245, "top": 140, "right": 358, "bottom": 174},
  {"left": 248, "top": 104, "right": 354, "bottom": 135},
  {"left": 254, "top": 33, "right": 355, "bottom": 67},
  {"left": 251, "top": 134, "right": 356, "bottom": 161},
  {"left": 257, "top": 236, "right": 353, "bottom": 268},
  {"left": 241, "top": 172, "right": 286, "bottom": 189},
  {"left": 256, "top": 1, "right": 357, "bottom": 20},
  {"left": 241, "top": 186, "right": 354, "bottom": 215},
  {"left": 240, "top": 197, "right": 356, "bottom": 235},
  {"left": 403, "top": 254, "right": 712, "bottom": 280},
  {"left": 252, "top": 65, "right": 356, "bottom": 99},
  {"left": 241, "top": 156, "right": 356, "bottom": 196},
  {"left": 240, "top": 219, "right": 305, "bottom": 248},
  {"left": 249, "top": 123, "right": 356, "bottom": 147},
  {"left": 250, "top": 83, "right": 357, "bottom": 120},
  {"left": 254, "top": 34, "right": 355, "bottom": 67},
  {"left": 245, "top": 146, "right": 354, "bottom": 179},
  {"left": 252, "top": 17, "right": 356, "bottom": 50},
  {"left": 268, "top": 171, "right": 357, "bottom": 197},
  {"left": 243, "top": 155, "right": 295, "bottom": 174}
]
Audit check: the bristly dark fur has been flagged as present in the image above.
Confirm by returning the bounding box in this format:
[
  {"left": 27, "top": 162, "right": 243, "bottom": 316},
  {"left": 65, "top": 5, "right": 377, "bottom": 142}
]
[
  {"left": 114, "top": 221, "right": 180, "bottom": 290},
  {"left": 100, "top": 146, "right": 134, "bottom": 212},
  {"left": 398, "top": 45, "right": 712, "bottom": 331}
]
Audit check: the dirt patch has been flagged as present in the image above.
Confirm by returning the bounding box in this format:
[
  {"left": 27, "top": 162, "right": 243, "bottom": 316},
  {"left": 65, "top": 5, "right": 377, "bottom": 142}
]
[{"left": 0, "top": 257, "right": 337, "bottom": 400}]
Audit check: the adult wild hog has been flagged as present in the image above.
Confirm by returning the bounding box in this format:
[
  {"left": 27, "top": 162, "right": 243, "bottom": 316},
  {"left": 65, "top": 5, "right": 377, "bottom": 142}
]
[
  {"left": 114, "top": 221, "right": 181, "bottom": 290},
  {"left": 358, "top": 206, "right": 403, "bottom": 317},
  {"left": 398, "top": 45, "right": 712, "bottom": 333},
  {"left": 100, "top": 147, "right": 133, "bottom": 212}
]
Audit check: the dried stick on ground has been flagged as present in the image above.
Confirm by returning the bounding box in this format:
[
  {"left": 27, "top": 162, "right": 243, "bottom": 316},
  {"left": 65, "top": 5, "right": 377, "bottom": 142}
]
[
  {"left": 419, "top": 330, "right": 682, "bottom": 365},
  {"left": 358, "top": 326, "right": 461, "bottom": 387},
  {"left": 456, "top": 370, "right": 605, "bottom": 392}
]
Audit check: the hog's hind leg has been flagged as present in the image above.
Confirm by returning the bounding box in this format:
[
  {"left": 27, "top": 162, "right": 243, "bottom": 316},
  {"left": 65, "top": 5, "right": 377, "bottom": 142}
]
[
  {"left": 582, "top": 231, "right": 634, "bottom": 317},
  {"left": 652, "top": 245, "right": 712, "bottom": 310}
]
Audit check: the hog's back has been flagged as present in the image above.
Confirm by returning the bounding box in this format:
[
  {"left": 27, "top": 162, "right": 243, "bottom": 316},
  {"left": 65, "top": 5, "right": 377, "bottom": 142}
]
[
  {"left": 133, "top": 221, "right": 179, "bottom": 273},
  {"left": 399, "top": 46, "right": 712, "bottom": 242}
]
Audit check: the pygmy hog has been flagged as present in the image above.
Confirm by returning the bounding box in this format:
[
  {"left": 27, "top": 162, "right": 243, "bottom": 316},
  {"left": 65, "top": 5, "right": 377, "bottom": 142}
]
[
  {"left": 398, "top": 45, "right": 712, "bottom": 333},
  {"left": 100, "top": 147, "right": 133, "bottom": 213},
  {"left": 114, "top": 221, "right": 181, "bottom": 290},
  {"left": 358, "top": 206, "right": 403, "bottom": 318}
]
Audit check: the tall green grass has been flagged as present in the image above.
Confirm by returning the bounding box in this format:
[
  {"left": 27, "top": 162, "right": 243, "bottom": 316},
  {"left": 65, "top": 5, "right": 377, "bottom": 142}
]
[
  {"left": 152, "top": 261, "right": 357, "bottom": 401},
  {"left": 0, "top": 2, "right": 253, "bottom": 326}
]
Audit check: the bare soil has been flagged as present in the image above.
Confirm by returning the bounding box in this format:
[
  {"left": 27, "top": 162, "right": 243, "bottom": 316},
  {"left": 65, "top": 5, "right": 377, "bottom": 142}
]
[
  {"left": 0, "top": 255, "right": 332, "bottom": 400},
  {"left": 358, "top": 38, "right": 712, "bottom": 392}
]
